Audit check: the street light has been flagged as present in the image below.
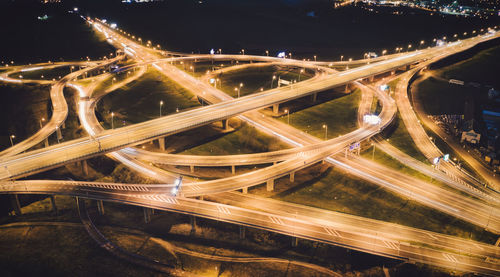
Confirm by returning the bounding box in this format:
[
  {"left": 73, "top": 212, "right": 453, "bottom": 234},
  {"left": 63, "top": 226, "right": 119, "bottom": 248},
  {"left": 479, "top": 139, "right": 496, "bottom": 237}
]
[
  {"left": 111, "top": 112, "right": 114, "bottom": 129},
  {"left": 271, "top": 75, "right": 276, "bottom": 88},
  {"left": 241, "top": 49, "right": 245, "bottom": 55},
  {"left": 322, "top": 124, "right": 328, "bottom": 140},
  {"left": 299, "top": 69, "right": 304, "bottom": 81},
  {"left": 9, "top": 135, "right": 15, "bottom": 146},
  {"left": 236, "top": 83, "right": 243, "bottom": 97},
  {"left": 159, "top": 101, "right": 163, "bottom": 117},
  {"left": 314, "top": 55, "right": 317, "bottom": 62},
  {"left": 39, "top": 117, "right": 45, "bottom": 129},
  {"left": 284, "top": 109, "right": 290, "bottom": 124},
  {"left": 340, "top": 55, "right": 343, "bottom": 61},
  {"left": 382, "top": 50, "right": 387, "bottom": 56},
  {"left": 265, "top": 50, "right": 269, "bottom": 56}
]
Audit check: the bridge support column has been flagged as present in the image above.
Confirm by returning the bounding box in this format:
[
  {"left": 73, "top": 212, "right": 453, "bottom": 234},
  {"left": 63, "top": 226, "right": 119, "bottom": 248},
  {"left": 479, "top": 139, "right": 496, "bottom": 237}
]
[
  {"left": 406, "top": 65, "right": 410, "bottom": 70},
  {"left": 190, "top": 165, "right": 195, "bottom": 173},
  {"left": 495, "top": 237, "right": 500, "bottom": 246},
  {"left": 391, "top": 70, "right": 395, "bottom": 75},
  {"left": 44, "top": 137, "right": 49, "bottom": 148},
  {"left": 82, "top": 160, "right": 89, "bottom": 176},
  {"left": 272, "top": 103, "right": 279, "bottom": 115},
  {"left": 291, "top": 237, "right": 298, "bottom": 247},
  {"left": 266, "top": 179, "right": 274, "bottom": 191},
  {"left": 290, "top": 171, "right": 295, "bottom": 183},
  {"left": 50, "top": 195, "right": 58, "bottom": 214},
  {"left": 239, "top": 226, "right": 246, "bottom": 239},
  {"left": 143, "top": 207, "right": 151, "bottom": 223},
  {"left": 369, "top": 76, "right": 374, "bottom": 82},
  {"left": 11, "top": 194, "right": 22, "bottom": 216},
  {"left": 190, "top": 215, "right": 196, "bottom": 234},
  {"left": 242, "top": 187, "right": 248, "bottom": 194},
  {"left": 56, "top": 127, "right": 62, "bottom": 141},
  {"left": 311, "top": 92, "right": 317, "bottom": 102},
  {"left": 158, "top": 137, "right": 165, "bottom": 151},
  {"left": 96, "top": 200, "right": 104, "bottom": 215},
  {"left": 62, "top": 121, "right": 66, "bottom": 129},
  {"left": 344, "top": 84, "right": 350, "bottom": 93},
  {"left": 222, "top": 119, "right": 229, "bottom": 130},
  {"left": 273, "top": 161, "right": 277, "bottom": 165},
  {"left": 231, "top": 165, "right": 235, "bottom": 175}
]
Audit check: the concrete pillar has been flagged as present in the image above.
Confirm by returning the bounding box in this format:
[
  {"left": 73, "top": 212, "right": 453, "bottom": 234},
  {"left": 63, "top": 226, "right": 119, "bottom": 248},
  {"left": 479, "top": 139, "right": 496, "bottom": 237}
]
[
  {"left": 222, "top": 119, "right": 229, "bottom": 130},
  {"left": 190, "top": 215, "right": 196, "bottom": 234},
  {"left": 239, "top": 226, "right": 246, "bottom": 239},
  {"left": 62, "top": 121, "right": 66, "bottom": 129},
  {"left": 292, "top": 237, "right": 298, "bottom": 247},
  {"left": 495, "top": 237, "right": 500, "bottom": 246},
  {"left": 406, "top": 65, "right": 410, "bottom": 70},
  {"left": 190, "top": 165, "right": 195, "bottom": 173},
  {"left": 50, "top": 195, "right": 58, "bottom": 214},
  {"left": 231, "top": 165, "right": 236, "bottom": 175},
  {"left": 391, "top": 70, "right": 395, "bottom": 75},
  {"left": 158, "top": 137, "right": 165, "bottom": 151},
  {"left": 11, "top": 194, "right": 22, "bottom": 216},
  {"left": 272, "top": 103, "right": 279, "bottom": 115},
  {"left": 143, "top": 207, "right": 151, "bottom": 223},
  {"left": 311, "top": 92, "right": 317, "bottom": 102},
  {"left": 273, "top": 161, "right": 277, "bottom": 165},
  {"left": 242, "top": 187, "right": 248, "bottom": 194},
  {"left": 290, "top": 171, "right": 295, "bottom": 182},
  {"left": 344, "top": 84, "right": 350, "bottom": 93},
  {"left": 369, "top": 76, "right": 374, "bottom": 82},
  {"left": 56, "top": 127, "right": 62, "bottom": 141},
  {"left": 82, "top": 160, "right": 89, "bottom": 176},
  {"left": 266, "top": 179, "right": 274, "bottom": 191},
  {"left": 44, "top": 137, "right": 49, "bottom": 148},
  {"left": 96, "top": 200, "right": 104, "bottom": 215}
]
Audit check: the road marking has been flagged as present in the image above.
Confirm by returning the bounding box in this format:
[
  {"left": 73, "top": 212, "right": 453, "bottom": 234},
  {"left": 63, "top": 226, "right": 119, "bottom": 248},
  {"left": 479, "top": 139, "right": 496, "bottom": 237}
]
[
  {"left": 190, "top": 185, "right": 201, "bottom": 191},
  {"left": 426, "top": 233, "right": 438, "bottom": 240},
  {"left": 269, "top": 216, "right": 285, "bottom": 225},
  {"left": 383, "top": 240, "right": 400, "bottom": 251},
  {"left": 442, "top": 253, "right": 459, "bottom": 263},
  {"left": 324, "top": 227, "right": 342, "bottom": 238},
  {"left": 217, "top": 205, "right": 231, "bottom": 215}
]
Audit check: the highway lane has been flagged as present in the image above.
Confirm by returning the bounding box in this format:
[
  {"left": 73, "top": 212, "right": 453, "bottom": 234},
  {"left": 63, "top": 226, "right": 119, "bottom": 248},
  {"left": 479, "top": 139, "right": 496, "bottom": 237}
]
[
  {"left": 95, "top": 26, "right": 500, "bottom": 228},
  {"left": 0, "top": 182, "right": 498, "bottom": 275},
  {"left": 0, "top": 57, "right": 124, "bottom": 158},
  {"left": 1, "top": 19, "right": 499, "bottom": 274},
  {"left": 394, "top": 66, "right": 500, "bottom": 191},
  {"left": 409, "top": 71, "right": 500, "bottom": 191},
  {"left": 0, "top": 32, "right": 448, "bottom": 179}
]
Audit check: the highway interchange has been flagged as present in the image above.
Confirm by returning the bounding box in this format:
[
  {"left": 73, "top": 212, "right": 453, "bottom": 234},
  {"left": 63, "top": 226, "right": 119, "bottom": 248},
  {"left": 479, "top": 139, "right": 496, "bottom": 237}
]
[{"left": 0, "top": 17, "right": 500, "bottom": 275}]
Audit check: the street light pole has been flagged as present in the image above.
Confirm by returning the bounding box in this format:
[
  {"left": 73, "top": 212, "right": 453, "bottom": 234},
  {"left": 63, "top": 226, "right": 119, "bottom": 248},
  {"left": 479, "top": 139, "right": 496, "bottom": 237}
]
[
  {"left": 159, "top": 101, "right": 163, "bottom": 117},
  {"left": 39, "top": 118, "right": 45, "bottom": 129},
  {"left": 271, "top": 75, "right": 276, "bottom": 89},
  {"left": 299, "top": 69, "right": 304, "bottom": 81},
  {"left": 284, "top": 109, "right": 289, "bottom": 124},
  {"left": 9, "top": 135, "right": 15, "bottom": 146},
  {"left": 322, "top": 124, "right": 328, "bottom": 140},
  {"left": 111, "top": 112, "right": 114, "bottom": 129}
]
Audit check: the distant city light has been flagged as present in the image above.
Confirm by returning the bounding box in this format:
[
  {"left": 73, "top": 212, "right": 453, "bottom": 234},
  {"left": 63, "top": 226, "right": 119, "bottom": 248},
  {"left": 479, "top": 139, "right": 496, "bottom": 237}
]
[
  {"left": 73, "top": 7, "right": 78, "bottom": 12},
  {"left": 210, "top": 49, "right": 215, "bottom": 55},
  {"left": 110, "top": 23, "right": 117, "bottom": 29},
  {"left": 277, "top": 52, "right": 286, "bottom": 58}
]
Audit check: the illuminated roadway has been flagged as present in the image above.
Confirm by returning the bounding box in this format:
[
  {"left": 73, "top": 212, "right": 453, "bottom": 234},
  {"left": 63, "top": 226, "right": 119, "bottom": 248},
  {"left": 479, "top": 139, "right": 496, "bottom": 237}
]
[{"left": 0, "top": 19, "right": 499, "bottom": 275}]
